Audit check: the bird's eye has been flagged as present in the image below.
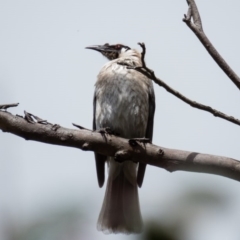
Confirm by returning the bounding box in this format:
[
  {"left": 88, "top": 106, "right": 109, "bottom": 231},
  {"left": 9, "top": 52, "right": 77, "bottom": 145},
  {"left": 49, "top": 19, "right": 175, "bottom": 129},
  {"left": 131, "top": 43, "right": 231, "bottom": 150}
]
[{"left": 115, "top": 44, "right": 121, "bottom": 49}]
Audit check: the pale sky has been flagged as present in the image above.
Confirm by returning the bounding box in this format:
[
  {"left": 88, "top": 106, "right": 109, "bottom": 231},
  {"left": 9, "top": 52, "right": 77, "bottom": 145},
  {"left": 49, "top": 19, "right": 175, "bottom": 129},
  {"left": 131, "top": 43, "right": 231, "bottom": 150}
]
[{"left": 1, "top": 1, "right": 240, "bottom": 240}]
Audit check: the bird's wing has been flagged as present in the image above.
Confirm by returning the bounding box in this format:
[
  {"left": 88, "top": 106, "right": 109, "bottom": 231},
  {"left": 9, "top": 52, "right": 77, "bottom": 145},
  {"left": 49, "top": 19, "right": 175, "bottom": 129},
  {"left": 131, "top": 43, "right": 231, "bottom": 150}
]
[
  {"left": 93, "top": 93, "right": 107, "bottom": 188},
  {"left": 137, "top": 84, "right": 155, "bottom": 187}
]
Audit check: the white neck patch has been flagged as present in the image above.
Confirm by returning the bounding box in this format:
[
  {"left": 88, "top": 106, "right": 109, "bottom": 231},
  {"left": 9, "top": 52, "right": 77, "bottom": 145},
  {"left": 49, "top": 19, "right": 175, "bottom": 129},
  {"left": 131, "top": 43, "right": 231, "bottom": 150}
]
[{"left": 120, "top": 47, "right": 130, "bottom": 54}]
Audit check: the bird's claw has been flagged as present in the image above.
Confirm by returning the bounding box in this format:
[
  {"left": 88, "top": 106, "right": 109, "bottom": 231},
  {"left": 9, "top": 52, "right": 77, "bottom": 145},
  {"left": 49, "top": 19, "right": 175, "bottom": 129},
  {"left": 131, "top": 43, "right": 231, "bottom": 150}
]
[
  {"left": 96, "top": 127, "right": 115, "bottom": 142},
  {"left": 128, "top": 138, "right": 151, "bottom": 147},
  {"left": 96, "top": 127, "right": 113, "bottom": 135}
]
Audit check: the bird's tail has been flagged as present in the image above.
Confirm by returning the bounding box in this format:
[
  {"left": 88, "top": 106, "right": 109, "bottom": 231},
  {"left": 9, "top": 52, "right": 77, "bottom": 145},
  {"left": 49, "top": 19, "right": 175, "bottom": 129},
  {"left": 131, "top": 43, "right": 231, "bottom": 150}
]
[{"left": 97, "top": 158, "right": 143, "bottom": 234}]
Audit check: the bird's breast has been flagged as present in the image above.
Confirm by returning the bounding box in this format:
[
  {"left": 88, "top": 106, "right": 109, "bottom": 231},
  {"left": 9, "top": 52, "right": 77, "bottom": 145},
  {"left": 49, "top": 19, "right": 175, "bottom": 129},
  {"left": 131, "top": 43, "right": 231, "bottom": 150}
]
[{"left": 94, "top": 65, "right": 149, "bottom": 138}]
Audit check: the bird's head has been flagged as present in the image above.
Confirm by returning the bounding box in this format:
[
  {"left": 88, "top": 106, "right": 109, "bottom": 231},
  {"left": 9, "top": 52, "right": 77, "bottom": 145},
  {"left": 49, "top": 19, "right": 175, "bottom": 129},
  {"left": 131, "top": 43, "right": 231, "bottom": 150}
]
[{"left": 86, "top": 43, "right": 131, "bottom": 60}]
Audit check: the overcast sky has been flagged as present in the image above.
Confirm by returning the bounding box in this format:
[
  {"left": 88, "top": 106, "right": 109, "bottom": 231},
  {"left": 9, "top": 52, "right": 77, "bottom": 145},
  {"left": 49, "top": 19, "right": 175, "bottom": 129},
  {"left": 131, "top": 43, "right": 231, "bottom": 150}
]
[{"left": 1, "top": 0, "right": 240, "bottom": 240}]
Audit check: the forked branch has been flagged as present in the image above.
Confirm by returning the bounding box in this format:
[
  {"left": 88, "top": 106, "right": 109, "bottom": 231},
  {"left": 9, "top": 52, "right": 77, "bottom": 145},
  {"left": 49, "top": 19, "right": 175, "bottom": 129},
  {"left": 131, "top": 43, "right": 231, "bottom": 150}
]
[{"left": 183, "top": 0, "right": 240, "bottom": 90}]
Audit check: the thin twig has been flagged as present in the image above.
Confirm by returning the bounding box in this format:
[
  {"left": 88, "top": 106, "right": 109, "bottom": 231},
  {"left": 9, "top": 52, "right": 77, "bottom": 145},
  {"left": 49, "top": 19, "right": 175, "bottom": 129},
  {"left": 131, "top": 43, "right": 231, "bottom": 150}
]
[
  {"left": 138, "top": 42, "right": 146, "bottom": 68},
  {"left": 0, "top": 103, "right": 19, "bottom": 110},
  {"left": 132, "top": 43, "right": 240, "bottom": 127},
  {"left": 183, "top": 0, "right": 240, "bottom": 90},
  {"left": 24, "top": 111, "right": 48, "bottom": 124},
  {"left": 185, "top": 0, "right": 203, "bottom": 31},
  {"left": 73, "top": 123, "right": 91, "bottom": 131}
]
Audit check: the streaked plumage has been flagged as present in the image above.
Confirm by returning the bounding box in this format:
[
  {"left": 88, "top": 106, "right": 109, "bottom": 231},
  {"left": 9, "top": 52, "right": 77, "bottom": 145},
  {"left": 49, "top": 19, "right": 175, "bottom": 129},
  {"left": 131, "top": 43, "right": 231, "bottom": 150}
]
[{"left": 86, "top": 43, "right": 155, "bottom": 234}]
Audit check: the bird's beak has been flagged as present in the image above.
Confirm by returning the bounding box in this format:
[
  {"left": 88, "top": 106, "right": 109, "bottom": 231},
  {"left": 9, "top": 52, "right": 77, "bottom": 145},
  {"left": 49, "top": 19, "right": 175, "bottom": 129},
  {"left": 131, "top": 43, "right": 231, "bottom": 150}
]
[{"left": 85, "top": 45, "right": 116, "bottom": 53}]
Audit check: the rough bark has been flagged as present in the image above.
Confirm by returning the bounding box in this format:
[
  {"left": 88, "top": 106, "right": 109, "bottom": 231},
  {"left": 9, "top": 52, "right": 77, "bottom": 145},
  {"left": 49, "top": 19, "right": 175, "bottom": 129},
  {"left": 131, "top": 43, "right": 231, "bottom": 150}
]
[{"left": 1, "top": 110, "right": 240, "bottom": 182}]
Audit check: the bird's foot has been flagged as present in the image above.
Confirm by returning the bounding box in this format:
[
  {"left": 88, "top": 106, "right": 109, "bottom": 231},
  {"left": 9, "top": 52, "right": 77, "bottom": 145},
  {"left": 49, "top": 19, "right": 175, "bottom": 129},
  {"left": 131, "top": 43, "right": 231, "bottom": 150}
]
[
  {"left": 96, "top": 127, "right": 114, "bottom": 135},
  {"left": 96, "top": 127, "right": 117, "bottom": 141},
  {"left": 128, "top": 138, "right": 151, "bottom": 147}
]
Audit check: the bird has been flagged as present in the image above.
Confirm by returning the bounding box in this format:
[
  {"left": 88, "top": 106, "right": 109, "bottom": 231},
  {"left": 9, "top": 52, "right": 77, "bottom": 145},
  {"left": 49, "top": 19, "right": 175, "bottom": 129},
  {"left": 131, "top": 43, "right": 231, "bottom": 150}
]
[{"left": 86, "top": 43, "right": 155, "bottom": 234}]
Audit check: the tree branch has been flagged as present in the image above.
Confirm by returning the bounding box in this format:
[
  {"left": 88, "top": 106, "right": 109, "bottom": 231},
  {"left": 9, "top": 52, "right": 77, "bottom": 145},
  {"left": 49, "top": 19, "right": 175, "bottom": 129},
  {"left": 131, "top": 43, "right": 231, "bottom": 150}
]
[
  {"left": 183, "top": 0, "right": 240, "bottom": 90},
  {"left": 125, "top": 43, "right": 240, "bottom": 127},
  {"left": 0, "top": 103, "right": 19, "bottom": 110},
  {"left": 1, "top": 108, "right": 240, "bottom": 182}
]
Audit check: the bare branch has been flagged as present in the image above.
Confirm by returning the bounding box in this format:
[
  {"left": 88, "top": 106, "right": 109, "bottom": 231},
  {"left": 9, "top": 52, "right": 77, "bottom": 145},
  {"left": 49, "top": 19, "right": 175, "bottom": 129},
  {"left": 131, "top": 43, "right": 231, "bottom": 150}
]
[
  {"left": 138, "top": 42, "right": 146, "bottom": 68},
  {"left": 129, "top": 43, "right": 240, "bottom": 127},
  {"left": 0, "top": 103, "right": 19, "bottom": 110},
  {"left": 183, "top": 0, "right": 240, "bottom": 90},
  {"left": 185, "top": 0, "right": 203, "bottom": 31},
  {"left": 1, "top": 109, "right": 240, "bottom": 182},
  {"left": 23, "top": 111, "right": 48, "bottom": 124}
]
